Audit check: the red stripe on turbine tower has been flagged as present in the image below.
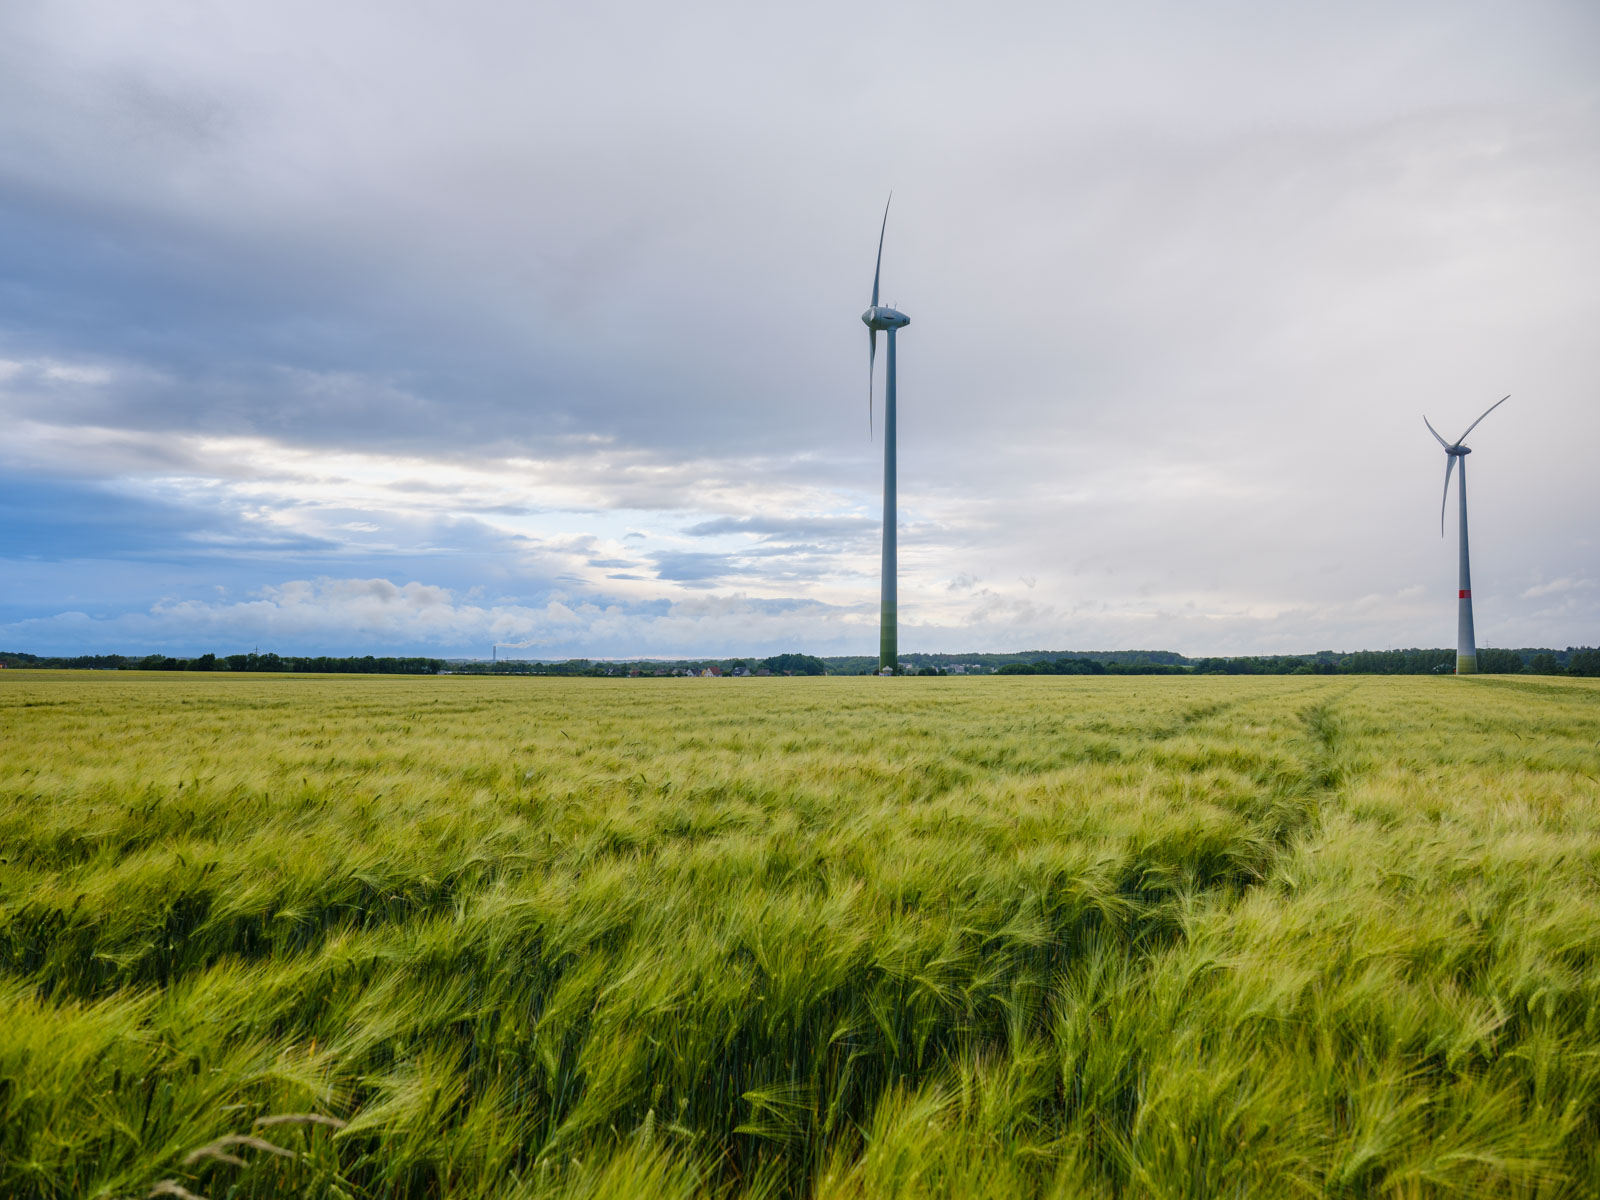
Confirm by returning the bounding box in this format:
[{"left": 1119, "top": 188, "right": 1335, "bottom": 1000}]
[{"left": 1459, "top": 589, "right": 1471, "bottom": 599}]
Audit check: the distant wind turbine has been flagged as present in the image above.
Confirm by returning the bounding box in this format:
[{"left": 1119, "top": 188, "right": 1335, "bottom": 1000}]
[
  {"left": 1424, "top": 395, "right": 1509, "bottom": 675},
  {"left": 862, "top": 196, "right": 910, "bottom": 676}
]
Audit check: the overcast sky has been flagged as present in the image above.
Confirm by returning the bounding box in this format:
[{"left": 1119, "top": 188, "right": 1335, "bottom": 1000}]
[{"left": 2, "top": 0, "right": 1596, "bottom": 659}]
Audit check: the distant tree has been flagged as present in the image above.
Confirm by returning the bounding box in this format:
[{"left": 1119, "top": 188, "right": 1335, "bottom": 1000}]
[
  {"left": 760, "top": 653, "right": 826, "bottom": 676},
  {"left": 1529, "top": 653, "right": 1562, "bottom": 676},
  {"left": 1567, "top": 648, "right": 1600, "bottom": 677},
  {"left": 996, "top": 663, "right": 1036, "bottom": 675},
  {"left": 1336, "top": 650, "right": 1454, "bottom": 675},
  {"left": 1478, "top": 648, "right": 1526, "bottom": 674},
  {"left": 1050, "top": 657, "right": 1105, "bottom": 675},
  {"left": 189, "top": 653, "right": 217, "bottom": 671}
]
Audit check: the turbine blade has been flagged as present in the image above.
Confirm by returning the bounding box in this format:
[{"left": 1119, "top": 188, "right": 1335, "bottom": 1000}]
[
  {"left": 1456, "top": 394, "right": 1510, "bottom": 444},
  {"left": 868, "top": 328, "right": 878, "bottom": 437},
  {"left": 870, "top": 193, "right": 891, "bottom": 309},
  {"left": 1439, "top": 454, "right": 1456, "bottom": 536},
  {"left": 1423, "top": 415, "right": 1451, "bottom": 450}
]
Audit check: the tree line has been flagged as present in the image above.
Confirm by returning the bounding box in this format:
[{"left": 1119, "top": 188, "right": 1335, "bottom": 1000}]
[
  {"left": 0, "top": 651, "right": 446, "bottom": 674},
  {"left": 996, "top": 657, "right": 1189, "bottom": 675},
  {"left": 3, "top": 647, "right": 1596, "bottom": 677},
  {"left": 990, "top": 648, "right": 1597, "bottom": 677},
  {"left": 451, "top": 653, "right": 829, "bottom": 677}
]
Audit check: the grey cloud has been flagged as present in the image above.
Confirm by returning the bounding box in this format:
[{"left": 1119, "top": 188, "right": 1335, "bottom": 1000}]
[
  {"left": 649, "top": 551, "right": 750, "bottom": 582},
  {"left": 390, "top": 479, "right": 464, "bottom": 494},
  {"left": 6, "top": 0, "right": 1584, "bottom": 465},
  {"left": 683, "top": 515, "right": 875, "bottom": 541},
  {"left": 0, "top": 472, "right": 337, "bottom": 563},
  {"left": 743, "top": 544, "right": 831, "bottom": 558}
]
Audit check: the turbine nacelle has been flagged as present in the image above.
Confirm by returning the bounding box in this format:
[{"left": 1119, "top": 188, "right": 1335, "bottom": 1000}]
[
  {"left": 1425, "top": 395, "right": 1507, "bottom": 536},
  {"left": 864, "top": 196, "right": 909, "bottom": 436},
  {"left": 862, "top": 306, "right": 910, "bottom": 331}
]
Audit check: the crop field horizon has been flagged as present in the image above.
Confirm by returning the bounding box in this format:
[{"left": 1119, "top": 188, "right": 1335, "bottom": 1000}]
[{"left": 3, "top": 670, "right": 1599, "bottom": 1198}]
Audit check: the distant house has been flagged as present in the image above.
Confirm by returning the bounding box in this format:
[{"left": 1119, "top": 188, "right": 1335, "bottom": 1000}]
[
  {"left": 700, "top": 666, "right": 722, "bottom": 677},
  {"left": 756, "top": 668, "right": 772, "bottom": 676},
  {"left": 731, "top": 666, "right": 751, "bottom": 676}
]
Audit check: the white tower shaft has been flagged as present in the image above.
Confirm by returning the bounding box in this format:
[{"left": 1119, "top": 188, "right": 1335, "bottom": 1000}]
[
  {"left": 860, "top": 196, "right": 908, "bottom": 674},
  {"left": 1425, "top": 396, "right": 1506, "bottom": 677},
  {"left": 880, "top": 329, "right": 897, "bottom": 673}
]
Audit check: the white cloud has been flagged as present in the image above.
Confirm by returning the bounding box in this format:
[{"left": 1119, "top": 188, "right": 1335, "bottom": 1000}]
[
  {"left": 1522, "top": 576, "right": 1594, "bottom": 599},
  {"left": 0, "top": 579, "right": 868, "bottom": 658}
]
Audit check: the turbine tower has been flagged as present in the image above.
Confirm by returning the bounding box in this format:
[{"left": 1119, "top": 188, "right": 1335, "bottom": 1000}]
[
  {"left": 862, "top": 196, "right": 910, "bottom": 675},
  {"left": 1424, "top": 395, "right": 1509, "bottom": 675}
]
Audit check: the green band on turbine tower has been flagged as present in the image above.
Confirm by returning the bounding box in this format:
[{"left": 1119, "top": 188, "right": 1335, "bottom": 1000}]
[
  {"left": 880, "top": 602, "right": 897, "bottom": 674},
  {"left": 1455, "top": 454, "right": 1477, "bottom": 675}
]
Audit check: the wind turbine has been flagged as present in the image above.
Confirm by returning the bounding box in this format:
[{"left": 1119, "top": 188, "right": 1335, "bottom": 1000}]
[
  {"left": 1424, "top": 395, "right": 1509, "bottom": 675},
  {"left": 862, "top": 196, "right": 910, "bottom": 676}
]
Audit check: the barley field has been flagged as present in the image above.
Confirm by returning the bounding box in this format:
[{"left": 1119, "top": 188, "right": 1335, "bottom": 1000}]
[{"left": 2, "top": 670, "right": 1598, "bottom": 1199}]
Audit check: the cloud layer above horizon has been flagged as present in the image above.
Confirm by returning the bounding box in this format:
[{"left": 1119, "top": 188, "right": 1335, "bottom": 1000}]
[{"left": 3, "top": 0, "right": 1597, "bottom": 658}]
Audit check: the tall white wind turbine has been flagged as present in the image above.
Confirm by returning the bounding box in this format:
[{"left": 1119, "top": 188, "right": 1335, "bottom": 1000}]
[
  {"left": 1424, "top": 395, "right": 1509, "bottom": 675},
  {"left": 862, "top": 196, "right": 910, "bottom": 675}
]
